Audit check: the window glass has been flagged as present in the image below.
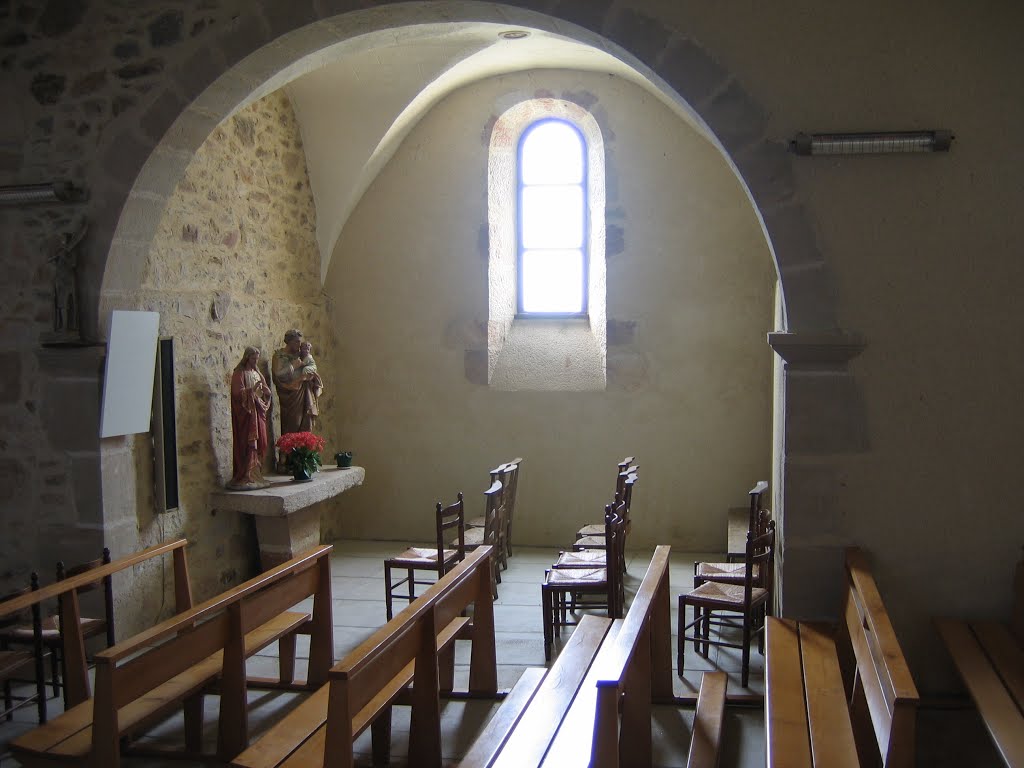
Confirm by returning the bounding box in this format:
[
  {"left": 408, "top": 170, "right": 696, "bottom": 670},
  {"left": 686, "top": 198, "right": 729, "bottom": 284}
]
[{"left": 519, "top": 119, "right": 586, "bottom": 314}]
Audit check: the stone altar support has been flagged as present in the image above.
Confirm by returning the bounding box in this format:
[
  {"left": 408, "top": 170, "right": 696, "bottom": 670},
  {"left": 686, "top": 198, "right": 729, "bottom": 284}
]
[{"left": 210, "top": 466, "right": 365, "bottom": 569}]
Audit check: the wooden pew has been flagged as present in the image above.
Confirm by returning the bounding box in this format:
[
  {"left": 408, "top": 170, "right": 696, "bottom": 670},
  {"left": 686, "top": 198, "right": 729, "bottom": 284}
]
[
  {"left": 231, "top": 544, "right": 498, "bottom": 768},
  {"left": 462, "top": 545, "right": 713, "bottom": 768},
  {"left": 0, "top": 538, "right": 193, "bottom": 712},
  {"left": 11, "top": 544, "right": 333, "bottom": 768},
  {"left": 765, "top": 547, "right": 919, "bottom": 768},
  {"left": 935, "top": 550, "right": 1024, "bottom": 767}
]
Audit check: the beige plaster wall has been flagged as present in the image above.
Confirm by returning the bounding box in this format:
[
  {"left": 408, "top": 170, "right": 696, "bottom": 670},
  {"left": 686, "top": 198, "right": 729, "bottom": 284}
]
[
  {"left": 322, "top": 70, "right": 775, "bottom": 550},
  {"left": 98, "top": 90, "right": 335, "bottom": 617}
]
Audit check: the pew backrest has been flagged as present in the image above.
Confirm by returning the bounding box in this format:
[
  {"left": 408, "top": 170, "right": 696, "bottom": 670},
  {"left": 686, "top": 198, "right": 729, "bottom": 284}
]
[
  {"left": 0, "top": 538, "right": 192, "bottom": 705},
  {"left": 837, "top": 547, "right": 919, "bottom": 768},
  {"left": 321, "top": 545, "right": 496, "bottom": 768},
  {"left": 91, "top": 544, "right": 333, "bottom": 764}
]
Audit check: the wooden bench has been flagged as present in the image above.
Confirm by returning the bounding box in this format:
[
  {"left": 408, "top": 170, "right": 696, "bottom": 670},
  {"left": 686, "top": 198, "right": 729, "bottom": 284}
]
[
  {"left": 935, "top": 551, "right": 1024, "bottom": 767},
  {"left": 11, "top": 544, "right": 333, "bottom": 768},
  {"left": 765, "top": 547, "right": 919, "bottom": 768},
  {"left": 0, "top": 538, "right": 193, "bottom": 717},
  {"left": 231, "top": 544, "right": 498, "bottom": 768},
  {"left": 463, "top": 544, "right": 725, "bottom": 768}
]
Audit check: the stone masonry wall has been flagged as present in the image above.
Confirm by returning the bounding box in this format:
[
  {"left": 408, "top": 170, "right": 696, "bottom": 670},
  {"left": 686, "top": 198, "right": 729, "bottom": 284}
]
[
  {"left": 0, "top": 0, "right": 256, "bottom": 598},
  {"left": 113, "top": 89, "right": 335, "bottom": 606}
]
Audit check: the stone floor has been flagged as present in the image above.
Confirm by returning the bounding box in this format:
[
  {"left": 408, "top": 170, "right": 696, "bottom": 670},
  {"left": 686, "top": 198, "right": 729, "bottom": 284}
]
[{"left": 0, "top": 540, "right": 1000, "bottom": 767}]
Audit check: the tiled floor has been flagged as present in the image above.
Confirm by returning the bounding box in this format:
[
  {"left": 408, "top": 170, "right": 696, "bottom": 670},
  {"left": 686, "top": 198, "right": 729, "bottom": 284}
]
[{"left": 0, "top": 540, "right": 767, "bottom": 767}]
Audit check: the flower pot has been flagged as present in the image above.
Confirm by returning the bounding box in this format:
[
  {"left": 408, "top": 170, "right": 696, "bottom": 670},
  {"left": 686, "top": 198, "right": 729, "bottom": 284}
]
[
  {"left": 291, "top": 465, "right": 313, "bottom": 483},
  {"left": 335, "top": 451, "right": 353, "bottom": 468}
]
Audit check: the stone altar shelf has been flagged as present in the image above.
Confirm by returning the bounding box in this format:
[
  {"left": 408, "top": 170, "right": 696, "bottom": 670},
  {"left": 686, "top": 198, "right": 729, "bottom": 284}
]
[{"left": 210, "top": 466, "right": 365, "bottom": 570}]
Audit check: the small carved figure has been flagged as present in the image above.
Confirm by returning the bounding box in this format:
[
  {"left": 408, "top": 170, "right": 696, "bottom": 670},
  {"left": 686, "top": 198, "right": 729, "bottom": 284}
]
[
  {"left": 272, "top": 329, "right": 324, "bottom": 437},
  {"left": 50, "top": 220, "right": 88, "bottom": 337},
  {"left": 227, "top": 346, "right": 272, "bottom": 490}
]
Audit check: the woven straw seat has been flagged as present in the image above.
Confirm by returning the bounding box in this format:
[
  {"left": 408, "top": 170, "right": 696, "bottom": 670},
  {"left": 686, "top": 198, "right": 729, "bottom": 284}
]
[
  {"left": 573, "top": 534, "right": 605, "bottom": 549},
  {"left": 694, "top": 561, "right": 760, "bottom": 583},
  {"left": 387, "top": 547, "right": 460, "bottom": 568},
  {"left": 575, "top": 523, "right": 604, "bottom": 538},
  {"left": 686, "top": 580, "right": 768, "bottom": 608},
  {"left": 546, "top": 566, "right": 606, "bottom": 585},
  {"left": 553, "top": 549, "right": 606, "bottom": 568}
]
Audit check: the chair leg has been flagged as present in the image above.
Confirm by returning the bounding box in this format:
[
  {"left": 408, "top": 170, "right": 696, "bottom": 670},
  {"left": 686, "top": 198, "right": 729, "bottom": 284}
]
[
  {"left": 384, "top": 563, "right": 394, "bottom": 621},
  {"left": 405, "top": 568, "right": 415, "bottom": 603},
  {"left": 677, "top": 596, "right": 685, "bottom": 674},
  {"left": 741, "top": 614, "right": 752, "bottom": 688},
  {"left": 49, "top": 646, "right": 60, "bottom": 698},
  {"left": 542, "top": 582, "right": 553, "bottom": 661}
]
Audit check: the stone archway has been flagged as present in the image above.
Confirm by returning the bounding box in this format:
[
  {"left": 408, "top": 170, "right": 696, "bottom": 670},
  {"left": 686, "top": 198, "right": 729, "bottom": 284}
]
[{"left": 92, "top": 0, "right": 865, "bottom": 619}]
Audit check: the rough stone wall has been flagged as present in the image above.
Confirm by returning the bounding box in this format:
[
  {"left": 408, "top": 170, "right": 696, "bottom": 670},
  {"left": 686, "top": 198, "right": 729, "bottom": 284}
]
[
  {"left": 112, "top": 89, "right": 335, "bottom": 607},
  {"left": 0, "top": 0, "right": 252, "bottom": 596}
]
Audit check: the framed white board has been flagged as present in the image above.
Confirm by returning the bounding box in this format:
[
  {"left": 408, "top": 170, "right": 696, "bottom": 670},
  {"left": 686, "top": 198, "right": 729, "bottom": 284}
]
[{"left": 99, "top": 310, "right": 160, "bottom": 438}]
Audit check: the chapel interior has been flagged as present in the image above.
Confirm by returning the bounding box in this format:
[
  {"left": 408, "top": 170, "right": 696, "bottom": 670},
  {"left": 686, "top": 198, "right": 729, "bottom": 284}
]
[{"left": 1, "top": 2, "right": 1022, "bottom": 766}]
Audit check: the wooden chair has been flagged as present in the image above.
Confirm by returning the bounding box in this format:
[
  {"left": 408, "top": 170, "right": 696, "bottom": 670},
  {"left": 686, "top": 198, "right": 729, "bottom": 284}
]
[
  {"left": 465, "top": 474, "right": 505, "bottom": 598},
  {"left": 576, "top": 458, "right": 637, "bottom": 540},
  {"left": 0, "top": 580, "right": 46, "bottom": 723},
  {"left": 726, "top": 480, "right": 769, "bottom": 563},
  {"left": 468, "top": 457, "right": 522, "bottom": 562},
  {"left": 692, "top": 492, "right": 772, "bottom": 593},
  {"left": 467, "top": 464, "right": 511, "bottom": 573},
  {"left": 542, "top": 501, "right": 626, "bottom": 660},
  {"left": 0, "top": 551, "right": 114, "bottom": 710},
  {"left": 679, "top": 519, "right": 776, "bottom": 687},
  {"left": 383, "top": 492, "right": 465, "bottom": 621},
  {"left": 565, "top": 473, "right": 637, "bottom": 571}
]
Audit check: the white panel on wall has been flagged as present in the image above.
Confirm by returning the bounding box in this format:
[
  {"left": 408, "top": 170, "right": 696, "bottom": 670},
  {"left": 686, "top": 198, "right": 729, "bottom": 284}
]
[{"left": 99, "top": 310, "right": 160, "bottom": 438}]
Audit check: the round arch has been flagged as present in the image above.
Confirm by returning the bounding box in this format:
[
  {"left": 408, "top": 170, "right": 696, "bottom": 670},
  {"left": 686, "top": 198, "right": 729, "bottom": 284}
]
[{"left": 93, "top": 0, "right": 861, "bottom": 620}]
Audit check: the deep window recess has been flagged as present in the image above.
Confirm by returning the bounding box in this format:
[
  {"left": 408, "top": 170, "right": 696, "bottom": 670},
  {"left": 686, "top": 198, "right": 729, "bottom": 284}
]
[{"left": 518, "top": 119, "right": 587, "bottom": 315}]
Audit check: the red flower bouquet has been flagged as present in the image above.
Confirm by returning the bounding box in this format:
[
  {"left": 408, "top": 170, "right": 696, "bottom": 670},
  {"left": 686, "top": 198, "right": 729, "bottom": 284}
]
[{"left": 275, "top": 431, "right": 326, "bottom": 478}]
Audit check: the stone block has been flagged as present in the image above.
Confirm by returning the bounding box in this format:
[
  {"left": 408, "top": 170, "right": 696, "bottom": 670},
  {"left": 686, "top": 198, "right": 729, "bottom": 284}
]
[
  {"left": 102, "top": 131, "right": 156, "bottom": 188},
  {"left": 140, "top": 89, "right": 188, "bottom": 144},
  {"left": 171, "top": 45, "right": 227, "bottom": 105},
  {"left": 701, "top": 80, "right": 767, "bottom": 153},
  {"left": 784, "top": 369, "right": 869, "bottom": 454},
  {"left": 604, "top": 8, "right": 670, "bottom": 67},
  {"left": 732, "top": 139, "right": 797, "bottom": 211},
  {"left": 762, "top": 202, "right": 822, "bottom": 274},
  {"left": 260, "top": 0, "right": 319, "bottom": 39},
  {"left": 70, "top": 450, "right": 104, "bottom": 526},
  {"left": 777, "top": 261, "right": 840, "bottom": 332},
  {"left": 776, "top": 543, "right": 846, "bottom": 620},
  {"left": 113, "top": 191, "right": 168, "bottom": 246},
  {"left": 40, "top": 375, "right": 100, "bottom": 453},
  {"left": 658, "top": 38, "right": 730, "bottom": 108},
  {"left": 0, "top": 351, "right": 21, "bottom": 402},
  {"left": 0, "top": 458, "right": 28, "bottom": 508},
  {"left": 217, "top": 13, "right": 272, "bottom": 69},
  {"left": 552, "top": 0, "right": 613, "bottom": 33}
]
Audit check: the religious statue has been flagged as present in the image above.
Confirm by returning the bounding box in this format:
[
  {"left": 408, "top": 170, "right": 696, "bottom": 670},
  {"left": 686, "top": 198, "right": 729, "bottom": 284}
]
[
  {"left": 271, "top": 326, "right": 325, "bottom": 444},
  {"left": 48, "top": 219, "right": 88, "bottom": 342},
  {"left": 227, "top": 346, "right": 272, "bottom": 490}
]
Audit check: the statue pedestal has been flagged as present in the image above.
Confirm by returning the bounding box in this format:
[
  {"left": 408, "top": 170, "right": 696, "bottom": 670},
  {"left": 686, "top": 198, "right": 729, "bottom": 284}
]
[{"left": 210, "top": 466, "right": 365, "bottom": 569}]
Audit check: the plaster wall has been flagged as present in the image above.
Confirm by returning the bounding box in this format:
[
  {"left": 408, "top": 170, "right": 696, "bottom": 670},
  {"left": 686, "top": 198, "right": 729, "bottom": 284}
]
[{"left": 321, "top": 69, "right": 775, "bottom": 551}]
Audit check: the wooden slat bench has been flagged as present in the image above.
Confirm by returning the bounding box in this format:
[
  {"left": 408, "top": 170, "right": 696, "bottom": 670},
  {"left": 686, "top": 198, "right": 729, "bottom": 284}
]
[
  {"left": 935, "top": 552, "right": 1024, "bottom": 767},
  {"left": 231, "top": 544, "right": 498, "bottom": 768},
  {"left": 11, "top": 544, "right": 333, "bottom": 768},
  {"left": 0, "top": 538, "right": 194, "bottom": 713},
  {"left": 462, "top": 544, "right": 726, "bottom": 768},
  {"left": 765, "top": 547, "right": 919, "bottom": 768}
]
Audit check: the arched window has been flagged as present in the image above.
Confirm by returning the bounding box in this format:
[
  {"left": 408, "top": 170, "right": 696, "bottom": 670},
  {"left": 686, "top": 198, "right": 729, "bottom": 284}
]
[
  {"left": 518, "top": 119, "right": 587, "bottom": 315},
  {"left": 488, "top": 99, "right": 606, "bottom": 391}
]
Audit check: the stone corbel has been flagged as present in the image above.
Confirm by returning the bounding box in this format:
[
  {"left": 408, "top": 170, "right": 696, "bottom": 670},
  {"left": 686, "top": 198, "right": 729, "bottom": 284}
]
[{"left": 767, "top": 331, "right": 866, "bottom": 366}]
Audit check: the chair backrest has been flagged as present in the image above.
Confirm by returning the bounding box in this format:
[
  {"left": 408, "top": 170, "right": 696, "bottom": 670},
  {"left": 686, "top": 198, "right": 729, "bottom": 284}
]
[
  {"left": 502, "top": 457, "right": 523, "bottom": 525},
  {"left": 57, "top": 548, "right": 115, "bottom": 646},
  {"left": 435, "top": 492, "right": 466, "bottom": 571},
  {"left": 746, "top": 480, "right": 770, "bottom": 538},
  {"left": 616, "top": 456, "right": 636, "bottom": 474},
  {"left": 480, "top": 478, "right": 504, "bottom": 549},
  {"left": 604, "top": 500, "right": 627, "bottom": 618},
  {"left": 743, "top": 519, "right": 776, "bottom": 606}
]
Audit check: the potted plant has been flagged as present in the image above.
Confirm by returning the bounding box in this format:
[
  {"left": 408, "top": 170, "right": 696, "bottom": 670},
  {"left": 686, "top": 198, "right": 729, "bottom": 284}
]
[{"left": 275, "top": 431, "right": 326, "bottom": 482}]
